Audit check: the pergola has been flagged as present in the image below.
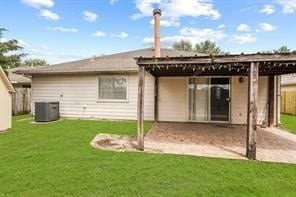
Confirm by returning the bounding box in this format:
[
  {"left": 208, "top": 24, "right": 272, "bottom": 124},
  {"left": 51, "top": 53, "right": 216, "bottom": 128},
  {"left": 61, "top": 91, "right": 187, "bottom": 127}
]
[{"left": 135, "top": 52, "right": 296, "bottom": 160}]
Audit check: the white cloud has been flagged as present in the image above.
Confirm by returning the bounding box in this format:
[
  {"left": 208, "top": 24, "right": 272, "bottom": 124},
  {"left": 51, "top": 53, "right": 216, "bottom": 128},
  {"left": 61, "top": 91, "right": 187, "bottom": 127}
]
[
  {"left": 46, "top": 26, "right": 78, "bottom": 32},
  {"left": 40, "top": 9, "right": 60, "bottom": 20},
  {"left": 0, "top": 38, "right": 7, "bottom": 42},
  {"left": 231, "top": 34, "right": 256, "bottom": 44},
  {"left": 260, "top": 5, "right": 275, "bottom": 15},
  {"left": 149, "top": 18, "right": 180, "bottom": 27},
  {"left": 143, "top": 27, "right": 226, "bottom": 47},
  {"left": 236, "top": 24, "right": 250, "bottom": 32},
  {"left": 110, "top": 0, "right": 118, "bottom": 5},
  {"left": 277, "top": 0, "right": 296, "bottom": 14},
  {"left": 21, "top": 0, "right": 54, "bottom": 9},
  {"left": 83, "top": 11, "right": 98, "bottom": 22},
  {"left": 112, "top": 32, "right": 128, "bottom": 38},
  {"left": 132, "top": 0, "right": 220, "bottom": 25},
  {"left": 17, "top": 39, "right": 30, "bottom": 47},
  {"left": 217, "top": 24, "right": 226, "bottom": 29},
  {"left": 258, "top": 22, "right": 277, "bottom": 31},
  {"left": 93, "top": 31, "right": 106, "bottom": 37}
]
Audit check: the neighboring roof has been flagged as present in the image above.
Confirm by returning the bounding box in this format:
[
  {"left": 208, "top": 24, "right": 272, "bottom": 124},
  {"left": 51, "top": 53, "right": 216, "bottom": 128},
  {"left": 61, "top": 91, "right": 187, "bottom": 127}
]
[
  {"left": 16, "top": 48, "right": 204, "bottom": 75},
  {"left": 0, "top": 67, "right": 15, "bottom": 93},
  {"left": 7, "top": 67, "right": 31, "bottom": 85},
  {"left": 281, "top": 74, "right": 296, "bottom": 86}
]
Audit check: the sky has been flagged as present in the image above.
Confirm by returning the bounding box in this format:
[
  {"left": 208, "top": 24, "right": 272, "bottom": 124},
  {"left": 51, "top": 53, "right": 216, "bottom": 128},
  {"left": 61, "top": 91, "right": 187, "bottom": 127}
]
[{"left": 0, "top": 0, "right": 296, "bottom": 64}]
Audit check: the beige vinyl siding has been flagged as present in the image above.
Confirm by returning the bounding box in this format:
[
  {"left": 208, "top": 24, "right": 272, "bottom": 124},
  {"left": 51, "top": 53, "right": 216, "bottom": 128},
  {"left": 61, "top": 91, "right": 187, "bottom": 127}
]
[
  {"left": 31, "top": 74, "right": 154, "bottom": 120},
  {"left": 158, "top": 77, "right": 187, "bottom": 122},
  {"left": 157, "top": 76, "right": 269, "bottom": 124},
  {"left": 0, "top": 78, "right": 12, "bottom": 131},
  {"left": 231, "top": 76, "right": 269, "bottom": 125},
  {"left": 32, "top": 74, "right": 270, "bottom": 124}
]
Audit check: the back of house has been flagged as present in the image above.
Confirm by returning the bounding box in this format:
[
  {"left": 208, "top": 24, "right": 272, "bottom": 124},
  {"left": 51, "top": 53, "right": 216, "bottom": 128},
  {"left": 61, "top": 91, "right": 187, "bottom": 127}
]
[{"left": 16, "top": 47, "right": 281, "bottom": 126}]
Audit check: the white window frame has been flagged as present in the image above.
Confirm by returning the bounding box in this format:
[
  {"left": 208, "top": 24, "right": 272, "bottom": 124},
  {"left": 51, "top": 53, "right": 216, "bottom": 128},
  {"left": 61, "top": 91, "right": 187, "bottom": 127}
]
[{"left": 97, "top": 75, "right": 129, "bottom": 103}]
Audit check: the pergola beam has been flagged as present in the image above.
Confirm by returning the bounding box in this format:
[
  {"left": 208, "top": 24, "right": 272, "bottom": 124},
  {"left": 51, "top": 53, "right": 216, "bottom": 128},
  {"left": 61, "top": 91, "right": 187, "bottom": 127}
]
[
  {"left": 136, "top": 52, "right": 296, "bottom": 65},
  {"left": 246, "top": 62, "right": 259, "bottom": 160}
]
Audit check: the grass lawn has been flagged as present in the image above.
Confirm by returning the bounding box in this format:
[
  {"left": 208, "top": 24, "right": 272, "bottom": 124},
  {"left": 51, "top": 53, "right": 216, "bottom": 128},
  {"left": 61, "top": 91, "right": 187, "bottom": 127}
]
[
  {"left": 281, "top": 114, "right": 296, "bottom": 134},
  {"left": 0, "top": 116, "right": 295, "bottom": 196}
]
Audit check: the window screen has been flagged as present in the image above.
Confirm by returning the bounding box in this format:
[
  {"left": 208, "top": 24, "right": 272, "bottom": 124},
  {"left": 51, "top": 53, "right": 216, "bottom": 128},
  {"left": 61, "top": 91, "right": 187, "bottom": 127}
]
[{"left": 98, "top": 76, "right": 127, "bottom": 100}]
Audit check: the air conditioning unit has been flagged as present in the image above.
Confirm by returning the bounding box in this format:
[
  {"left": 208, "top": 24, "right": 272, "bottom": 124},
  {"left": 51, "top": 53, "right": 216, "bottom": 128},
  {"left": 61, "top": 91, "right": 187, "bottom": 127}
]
[{"left": 35, "top": 102, "right": 59, "bottom": 122}]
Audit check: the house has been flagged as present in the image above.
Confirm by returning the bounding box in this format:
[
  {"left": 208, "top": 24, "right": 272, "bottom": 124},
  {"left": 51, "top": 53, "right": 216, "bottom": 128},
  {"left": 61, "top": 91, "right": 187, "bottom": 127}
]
[
  {"left": 16, "top": 48, "right": 199, "bottom": 120},
  {"left": 281, "top": 74, "right": 296, "bottom": 91},
  {"left": 16, "top": 9, "right": 296, "bottom": 159},
  {"left": 0, "top": 67, "right": 15, "bottom": 131},
  {"left": 16, "top": 8, "right": 281, "bottom": 126},
  {"left": 7, "top": 67, "right": 31, "bottom": 88}
]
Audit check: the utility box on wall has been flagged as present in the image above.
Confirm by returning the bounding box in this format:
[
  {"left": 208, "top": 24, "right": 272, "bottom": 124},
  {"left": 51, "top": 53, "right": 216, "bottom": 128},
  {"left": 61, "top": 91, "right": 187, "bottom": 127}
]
[{"left": 35, "top": 102, "right": 59, "bottom": 122}]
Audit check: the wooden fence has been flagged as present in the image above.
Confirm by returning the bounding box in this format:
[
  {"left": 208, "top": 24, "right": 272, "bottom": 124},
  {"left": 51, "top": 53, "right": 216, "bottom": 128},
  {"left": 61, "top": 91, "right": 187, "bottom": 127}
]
[
  {"left": 281, "top": 91, "right": 296, "bottom": 115},
  {"left": 12, "top": 88, "right": 31, "bottom": 115}
]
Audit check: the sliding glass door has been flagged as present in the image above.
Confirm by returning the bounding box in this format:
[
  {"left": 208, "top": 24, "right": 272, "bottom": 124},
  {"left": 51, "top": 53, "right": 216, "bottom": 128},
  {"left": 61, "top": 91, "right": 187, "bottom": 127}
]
[{"left": 189, "top": 77, "right": 230, "bottom": 122}]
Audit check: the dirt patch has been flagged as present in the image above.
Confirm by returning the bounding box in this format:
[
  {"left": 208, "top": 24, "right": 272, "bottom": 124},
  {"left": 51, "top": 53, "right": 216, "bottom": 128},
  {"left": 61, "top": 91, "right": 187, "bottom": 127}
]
[{"left": 91, "top": 134, "right": 139, "bottom": 152}]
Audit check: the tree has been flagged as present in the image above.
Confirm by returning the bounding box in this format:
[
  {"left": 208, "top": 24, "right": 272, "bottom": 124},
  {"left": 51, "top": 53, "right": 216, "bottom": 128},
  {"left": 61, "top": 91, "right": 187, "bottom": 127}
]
[
  {"left": 276, "top": 46, "right": 290, "bottom": 53},
  {"left": 22, "top": 58, "right": 48, "bottom": 67},
  {"left": 172, "top": 40, "right": 193, "bottom": 52},
  {"left": 195, "top": 40, "right": 223, "bottom": 55},
  {"left": 0, "top": 28, "right": 25, "bottom": 69},
  {"left": 261, "top": 45, "right": 291, "bottom": 54}
]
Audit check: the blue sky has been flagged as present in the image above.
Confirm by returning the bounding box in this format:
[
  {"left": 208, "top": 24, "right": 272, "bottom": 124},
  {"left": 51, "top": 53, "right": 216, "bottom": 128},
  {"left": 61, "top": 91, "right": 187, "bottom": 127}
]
[{"left": 0, "top": 0, "right": 296, "bottom": 64}]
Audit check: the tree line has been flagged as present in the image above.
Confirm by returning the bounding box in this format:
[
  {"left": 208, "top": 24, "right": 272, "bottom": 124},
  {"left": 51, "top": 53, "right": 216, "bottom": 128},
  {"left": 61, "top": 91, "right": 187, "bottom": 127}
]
[
  {"left": 172, "top": 39, "right": 292, "bottom": 55},
  {"left": 0, "top": 28, "right": 47, "bottom": 69}
]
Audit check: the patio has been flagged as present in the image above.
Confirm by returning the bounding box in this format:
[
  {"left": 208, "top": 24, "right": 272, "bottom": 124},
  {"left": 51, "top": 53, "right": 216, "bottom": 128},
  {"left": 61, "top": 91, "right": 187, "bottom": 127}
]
[
  {"left": 145, "top": 123, "right": 296, "bottom": 164},
  {"left": 135, "top": 52, "right": 296, "bottom": 159},
  {"left": 91, "top": 122, "right": 296, "bottom": 164}
]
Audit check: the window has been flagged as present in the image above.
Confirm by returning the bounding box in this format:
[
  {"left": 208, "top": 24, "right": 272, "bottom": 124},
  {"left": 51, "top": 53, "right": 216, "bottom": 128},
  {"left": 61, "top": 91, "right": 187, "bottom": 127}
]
[{"left": 98, "top": 76, "right": 127, "bottom": 101}]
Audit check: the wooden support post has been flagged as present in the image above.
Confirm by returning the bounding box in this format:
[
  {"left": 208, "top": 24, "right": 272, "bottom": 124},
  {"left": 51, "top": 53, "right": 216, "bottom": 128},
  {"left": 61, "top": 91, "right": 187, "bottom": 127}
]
[
  {"left": 154, "top": 77, "right": 158, "bottom": 123},
  {"left": 268, "top": 76, "right": 275, "bottom": 127},
  {"left": 137, "top": 66, "right": 145, "bottom": 150},
  {"left": 275, "top": 76, "right": 281, "bottom": 126},
  {"left": 246, "top": 62, "right": 258, "bottom": 160}
]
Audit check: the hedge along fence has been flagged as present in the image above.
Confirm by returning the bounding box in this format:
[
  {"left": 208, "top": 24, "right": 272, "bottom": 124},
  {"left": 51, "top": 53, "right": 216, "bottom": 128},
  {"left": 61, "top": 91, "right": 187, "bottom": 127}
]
[
  {"left": 281, "top": 91, "right": 296, "bottom": 115},
  {"left": 12, "top": 88, "right": 31, "bottom": 115}
]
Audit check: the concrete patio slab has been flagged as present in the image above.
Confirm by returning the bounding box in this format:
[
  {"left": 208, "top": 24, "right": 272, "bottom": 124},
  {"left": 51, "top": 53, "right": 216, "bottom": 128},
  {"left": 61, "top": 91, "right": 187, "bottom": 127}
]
[{"left": 91, "top": 123, "right": 296, "bottom": 164}]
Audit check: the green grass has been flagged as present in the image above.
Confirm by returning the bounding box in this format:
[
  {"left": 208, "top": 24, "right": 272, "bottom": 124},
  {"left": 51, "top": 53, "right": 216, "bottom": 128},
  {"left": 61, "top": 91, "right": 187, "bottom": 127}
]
[
  {"left": 281, "top": 114, "right": 296, "bottom": 134},
  {"left": 0, "top": 116, "right": 295, "bottom": 196}
]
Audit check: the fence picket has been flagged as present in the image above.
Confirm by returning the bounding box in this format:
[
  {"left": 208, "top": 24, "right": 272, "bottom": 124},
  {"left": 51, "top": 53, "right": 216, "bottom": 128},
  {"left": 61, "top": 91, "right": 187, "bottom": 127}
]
[
  {"left": 12, "top": 88, "right": 31, "bottom": 115},
  {"left": 281, "top": 91, "right": 296, "bottom": 115}
]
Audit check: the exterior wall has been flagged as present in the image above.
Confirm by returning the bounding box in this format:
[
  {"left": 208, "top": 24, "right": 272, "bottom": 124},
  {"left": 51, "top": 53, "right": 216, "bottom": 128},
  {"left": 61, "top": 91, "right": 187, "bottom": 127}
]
[
  {"left": 0, "top": 78, "right": 12, "bottom": 131},
  {"left": 231, "top": 76, "right": 269, "bottom": 125},
  {"left": 158, "top": 77, "right": 187, "bottom": 122},
  {"left": 157, "top": 76, "right": 269, "bottom": 124},
  {"left": 31, "top": 74, "right": 270, "bottom": 125},
  {"left": 31, "top": 74, "right": 155, "bottom": 120}
]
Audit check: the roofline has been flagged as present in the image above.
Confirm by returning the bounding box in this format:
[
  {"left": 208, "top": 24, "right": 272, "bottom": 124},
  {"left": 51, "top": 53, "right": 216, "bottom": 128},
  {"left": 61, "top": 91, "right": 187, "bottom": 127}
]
[
  {"left": 16, "top": 69, "right": 139, "bottom": 76},
  {"left": 0, "top": 67, "right": 15, "bottom": 93}
]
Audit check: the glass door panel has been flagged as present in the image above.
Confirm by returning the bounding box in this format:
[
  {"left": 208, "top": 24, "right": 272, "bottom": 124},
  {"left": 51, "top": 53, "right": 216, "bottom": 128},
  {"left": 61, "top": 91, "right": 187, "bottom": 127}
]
[
  {"left": 210, "top": 78, "right": 230, "bottom": 121},
  {"left": 195, "top": 78, "right": 209, "bottom": 121},
  {"left": 189, "top": 77, "right": 230, "bottom": 122}
]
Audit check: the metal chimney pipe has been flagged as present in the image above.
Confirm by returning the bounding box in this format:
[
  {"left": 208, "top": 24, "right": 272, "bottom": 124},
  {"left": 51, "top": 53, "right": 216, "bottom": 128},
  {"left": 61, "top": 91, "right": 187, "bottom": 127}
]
[{"left": 153, "top": 9, "right": 161, "bottom": 57}]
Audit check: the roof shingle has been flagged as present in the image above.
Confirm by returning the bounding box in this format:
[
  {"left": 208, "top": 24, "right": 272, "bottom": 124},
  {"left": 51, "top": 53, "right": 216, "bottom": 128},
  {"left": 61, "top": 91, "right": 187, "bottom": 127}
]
[{"left": 16, "top": 48, "right": 204, "bottom": 75}]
